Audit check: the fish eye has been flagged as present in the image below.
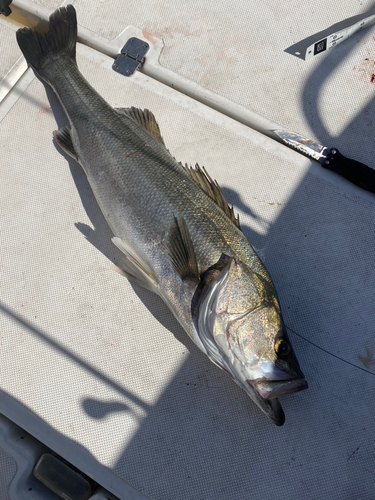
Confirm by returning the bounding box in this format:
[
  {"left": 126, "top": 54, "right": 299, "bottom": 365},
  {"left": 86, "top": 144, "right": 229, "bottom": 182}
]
[{"left": 275, "top": 338, "right": 290, "bottom": 356}]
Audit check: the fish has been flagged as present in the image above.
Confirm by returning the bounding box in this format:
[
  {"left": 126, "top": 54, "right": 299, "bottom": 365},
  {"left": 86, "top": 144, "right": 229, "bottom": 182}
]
[{"left": 16, "top": 5, "right": 307, "bottom": 425}]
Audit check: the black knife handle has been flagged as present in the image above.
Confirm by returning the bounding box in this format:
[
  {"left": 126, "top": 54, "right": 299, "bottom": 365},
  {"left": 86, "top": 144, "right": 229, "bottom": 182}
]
[{"left": 322, "top": 148, "right": 375, "bottom": 193}]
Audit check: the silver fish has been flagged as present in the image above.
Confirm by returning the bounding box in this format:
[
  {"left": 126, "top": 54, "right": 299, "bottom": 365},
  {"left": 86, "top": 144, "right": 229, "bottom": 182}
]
[{"left": 16, "top": 5, "right": 307, "bottom": 425}]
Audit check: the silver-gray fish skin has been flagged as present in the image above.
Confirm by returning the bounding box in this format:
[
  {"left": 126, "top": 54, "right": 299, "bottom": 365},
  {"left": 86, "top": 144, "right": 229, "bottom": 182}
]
[{"left": 16, "top": 5, "right": 307, "bottom": 426}]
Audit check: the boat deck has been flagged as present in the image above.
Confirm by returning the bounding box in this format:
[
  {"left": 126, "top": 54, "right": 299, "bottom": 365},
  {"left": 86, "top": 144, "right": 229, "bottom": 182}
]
[{"left": 1, "top": 1, "right": 375, "bottom": 499}]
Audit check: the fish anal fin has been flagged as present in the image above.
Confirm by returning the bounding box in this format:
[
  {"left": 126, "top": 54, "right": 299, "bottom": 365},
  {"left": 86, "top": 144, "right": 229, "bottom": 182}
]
[
  {"left": 53, "top": 126, "right": 78, "bottom": 160},
  {"left": 182, "top": 163, "right": 241, "bottom": 230},
  {"left": 115, "top": 107, "right": 165, "bottom": 147},
  {"left": 168, "top": 216, "right": 199, "bottom": 282},
  {"left": 112, "top": 237, "right": 158, "bottom": 291}
]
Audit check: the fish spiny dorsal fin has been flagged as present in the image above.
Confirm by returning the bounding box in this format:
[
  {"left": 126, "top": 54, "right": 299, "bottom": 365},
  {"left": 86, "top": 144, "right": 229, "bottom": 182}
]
[
  {"left": 168, "top": 216, "right": 199, "bottom": 282},
  {"left": 115, "top": 107, "right": 166, "bottom": 146},
  {"left": 182, "top": 163, "right": 241, "bottom": 230}
]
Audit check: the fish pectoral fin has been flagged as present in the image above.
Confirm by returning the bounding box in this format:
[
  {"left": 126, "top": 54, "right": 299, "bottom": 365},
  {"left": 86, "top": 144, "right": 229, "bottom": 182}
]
[
  {"left": 112, "top": 237, "right": 158, "bottom": 291},
  {"left": 115, "top": 107, "right": 165, "bottom": 147},
  {"left": 168, "top": 216, "right": 200, "bottom": 282},
  {"left": 53, "top": 126, "right": 78, "bottom": 161},
  {"left": 181, "top": 163, "right": 241, "bottom": 230}
]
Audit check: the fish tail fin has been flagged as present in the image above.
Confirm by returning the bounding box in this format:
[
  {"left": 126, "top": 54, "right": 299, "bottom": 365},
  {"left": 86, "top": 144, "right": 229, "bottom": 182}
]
[{"left": 16, "top": 5, "right": 77, "bottom": 74}]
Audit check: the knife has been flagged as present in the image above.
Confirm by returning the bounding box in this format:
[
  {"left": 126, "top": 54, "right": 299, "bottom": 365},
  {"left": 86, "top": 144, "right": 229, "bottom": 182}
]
[{"left": 274, "top": 130, "right": 375, "bottom": 194}]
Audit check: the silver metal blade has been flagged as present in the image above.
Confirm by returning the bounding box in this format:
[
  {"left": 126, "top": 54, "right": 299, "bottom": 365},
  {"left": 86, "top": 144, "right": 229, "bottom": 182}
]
[{"left": 274, "top": 130, "right": 328, "bottom": 162}]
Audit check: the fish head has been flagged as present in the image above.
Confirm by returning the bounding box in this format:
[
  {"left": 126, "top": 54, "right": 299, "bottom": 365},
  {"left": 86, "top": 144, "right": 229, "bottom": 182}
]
[{"left": 195, "top": 255, "right": 307, "bottom": 425}]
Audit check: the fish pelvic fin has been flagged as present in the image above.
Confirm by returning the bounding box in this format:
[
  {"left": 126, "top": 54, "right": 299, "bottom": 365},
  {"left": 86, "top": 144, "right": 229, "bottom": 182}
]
[
  {"left": 115, "top": 107, "right": 166, "bottom": 146},
  {"left": 182, "top": 163, "right": 241, "bottom": 230},
  {"left": 113, "top": 261, "right": 157, "bottom": 294},
  {"left": 168, "top": 217, "right": 200, "bottom": 282},
  {"left": 112, "top": 237, "right": 158, "bottom": 292},
  {"left": 16, "top": 5, "right": 77, "bottom": 74}
]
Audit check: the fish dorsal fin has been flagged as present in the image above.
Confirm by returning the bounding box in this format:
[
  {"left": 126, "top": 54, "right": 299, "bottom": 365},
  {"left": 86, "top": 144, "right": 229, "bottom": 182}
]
[
  {"left": 168, "top": 216, "right": 199, "bottom": 282},
  {"left": 182, "top": 163, "right": 241, "bottom": 230},
  {"left": 53, "top": 126, "right": 78, "bottom": 161},
  {"left": 115, "top": 107, "right": 166, "bottom": 146},
  {"left": 112, "top": 237, "right": 158, "bottom": 291}
]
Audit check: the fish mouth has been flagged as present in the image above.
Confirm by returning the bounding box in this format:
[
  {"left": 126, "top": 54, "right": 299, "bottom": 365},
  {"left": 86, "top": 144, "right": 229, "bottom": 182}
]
[{"left": 253, "top": 377, "right": 308, "bottom": 400}]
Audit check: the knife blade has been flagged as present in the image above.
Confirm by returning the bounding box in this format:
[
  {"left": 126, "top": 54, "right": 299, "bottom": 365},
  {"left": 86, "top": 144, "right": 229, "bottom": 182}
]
[{"left": 274, "top": 130, "right": 375, "bottom": 194}]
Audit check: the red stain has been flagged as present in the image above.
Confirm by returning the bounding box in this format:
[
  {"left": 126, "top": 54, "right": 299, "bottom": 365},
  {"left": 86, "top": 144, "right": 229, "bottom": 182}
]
[
  {"left": 356, "top": 56, "right": 375, "bottom": 84},
  {"left": 226, "top": 327, "right": 231, "bottom": 348},
  {"left": 142, "top": 30, "right": 156, "bottom": 44},
  {"left": 39, "top": 106, "right": 52, "bottom": 114},
  {"left": 143, "top": 22, "right": 201, "bottom": 40},
  {"left": 126, "top": 151, "right": 138, "bottom": 158}
]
